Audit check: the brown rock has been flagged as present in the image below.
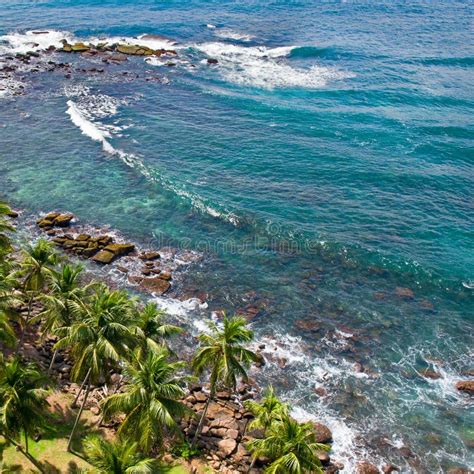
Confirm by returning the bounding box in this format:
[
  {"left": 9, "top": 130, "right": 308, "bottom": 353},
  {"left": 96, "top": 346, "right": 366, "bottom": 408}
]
[
  {"left": 92, "top": 250, "right": 115, "bottom": 264},
  {"left": 139, "top": 251, "right": 161, "bottom": 261},
  {"left": 314, "top": 386, "right": 327, "bottom": 397},
  {"left": 103, "top": 243, "right": 135, "bottom": 257},
  {"left": 158, "top": 272, "right": 172, "bottom": 281},
  {"left": 382, "top": 465, "right": 399, "bottom": 473},
  {"left": 313, "top": 422, "right": 332, "bottom": 444},
  {"left": 38, "top": 219, "right": 54, "bottom": 228},
  {"left": 317, "top": 450, "right": 330, "bottom": 464},
  {"left": 357, "top": 462, "right": 380, "bottom": 474},
  {"left": 76, "top": 233, "right": 90, "bottom": 241},
  {"left": 447, "top": 468, "right": 472, "bottom": 474},
  {"left": 140, "top": 277, "right": 171, "bottom": 295},
  {"left": 420, "top": 368, "right": 442, "bottom": 380},
  {"left": 7, "top": 210, "right": 19, "bottom": 218},
  {"left": 54, "top": 213, "right": 74, "bottom": 227},
  {"left": 128, "top": 275, "right": 144, "bottom": 285},
  {"left": 217, "top": 439, "right": 237, "bottom": 459},
  {"left": 455, "top": 380, "right": 474, "bottom": 395},
  {"left": 395, "top": 287, "right": 415, "bottom": 300}
]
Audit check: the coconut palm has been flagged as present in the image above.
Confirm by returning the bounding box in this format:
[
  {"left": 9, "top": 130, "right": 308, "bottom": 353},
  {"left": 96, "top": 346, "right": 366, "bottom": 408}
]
[
  {"left": 16, "top": 239, "right": 58, "bottom": 352},
  {"left": 0, "top": 264, "right": 20, "bottom": 348},
  {"left": 191, "top": 314, "right": 257, "bottom": 445},
  {"left": 35, "top": 263, "right": 94, "bottom": 373},
  {"left": 244, "top": 385, "right": 289, "bottom": 471},
  {"left": 133, "top": 302, "right": 182, "bottom": 357},
  {"left": 54, "top": 284, "right": 136, "bottom": 451},
  {"left": 0, "top": 201, "right": 15, "bottom": 257},
  {"left": 101, "top": 348, "right": 189, "bottom": 454},
  {"left": 0, "top": 357, "right": 49, "bottom": 459},
  {"left": 83, "top": 435, "right": 158, "bottom": 473},
  {"left": 247, "top": 414, "right": 329, "bottom": 474}
]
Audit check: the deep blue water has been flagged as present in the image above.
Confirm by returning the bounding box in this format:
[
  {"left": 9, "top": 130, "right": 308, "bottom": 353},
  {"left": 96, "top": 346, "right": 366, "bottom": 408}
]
[{"left": 1, "top": 1, "right": 473, "bottom": 471}]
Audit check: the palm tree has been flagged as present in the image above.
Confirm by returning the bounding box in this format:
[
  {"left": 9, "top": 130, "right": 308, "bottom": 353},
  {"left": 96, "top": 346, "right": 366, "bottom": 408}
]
[
  {"left": 83, "top": 435, "right": 158, "bottom": 473},
  {"left": 133, "top": 302, "right": 182, "bottom": 357},
  {"left": 101, "top": 348, "right": 189, "bottom": 454},
  {"left": 0, "top": 357, "right": 49, "bottom": 460},
  {"left": 191, "top": 314, "right": 257, "bottom": 446},
  {"left": 247, "top": 414, "right": 329, "bottom": 474},
  {"left": 0, "top": 201, "right": 15, "bottom": 258},
  {"left": 244, "top": 385, "right": 289, "bottom": 471},
  {"left": 0, "top": 264, "right": 20, "bottom": 348},
  {"left": 54, "top": 284, "right": 136, "bottom": 451},
  {"left": 16, "top": 239, "right": 57, "bottom": 353},
  {"left": 35, "top": 263, "right": 94, "bottom": 373}
]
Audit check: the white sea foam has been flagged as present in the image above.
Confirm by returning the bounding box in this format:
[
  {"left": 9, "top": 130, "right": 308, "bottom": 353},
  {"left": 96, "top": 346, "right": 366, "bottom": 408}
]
[
  {"left": 192, "top": 42, "right": 351, "bottom": 89},
  {"left": 214, "top": 28, "right": 254, "bottom": 42},
  {"left": 0, "top": 30, "right": 73, "bottom": 55},
  {"left": 87, "top": 34, "right": 177, "bottom": 51},
  {"left": 65, "top": 88, "right": 240, "bottom": 226},
  {"left": 0, "top": 76, "right": 24, "bottom": 98}
]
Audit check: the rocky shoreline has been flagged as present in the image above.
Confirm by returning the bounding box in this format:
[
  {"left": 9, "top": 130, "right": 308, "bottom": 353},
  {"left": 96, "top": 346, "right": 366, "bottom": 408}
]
[{"left": 6, "top": 209, "right": 474, "bottom": 474}]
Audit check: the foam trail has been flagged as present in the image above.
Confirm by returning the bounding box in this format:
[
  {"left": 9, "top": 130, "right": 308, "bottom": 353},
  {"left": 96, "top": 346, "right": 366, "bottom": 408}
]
[
  {"left": 65, "top": 97, "right": 240, "bottom": 226},
  {"left": 0, "top": 30, "right": 73, "bottom": 54},
  {"left": 191, "top": 42, "right": 353, "bottom": 89}
]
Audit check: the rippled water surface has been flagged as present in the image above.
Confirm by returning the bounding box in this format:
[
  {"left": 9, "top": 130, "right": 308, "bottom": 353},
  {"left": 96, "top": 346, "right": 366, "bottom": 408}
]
[{"left": 1, "top": 1, "right": 473, "bottom": 471}]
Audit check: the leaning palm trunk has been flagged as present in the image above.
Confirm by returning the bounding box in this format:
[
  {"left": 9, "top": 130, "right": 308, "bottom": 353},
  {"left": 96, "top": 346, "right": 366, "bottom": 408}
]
[
  {"left": 192, "top": 378, "right": 216, "bottom": 448},
  {"left": 48, "top": 348, "right": 58, "bottom": 375},
  {"left": 16, "top": 296, "right": 33, "bottom": 355},
  {"left": 72, "top": 368, "right": 91, "bottom": 408},
  {"left": 68, "top": 380, "right": 91, "bottom": 452},
  {"left": 247, "top": 455, "right": 257, "bottom": 473}
]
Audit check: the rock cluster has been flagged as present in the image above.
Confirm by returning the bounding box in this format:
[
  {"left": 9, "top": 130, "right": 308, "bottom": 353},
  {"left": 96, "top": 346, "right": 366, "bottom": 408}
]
[
  {"left": 61, "top": 40, "right": 178, "bottom": 59},
  {"left": 181, "top": 385, "right": 340, "bottom": 473},
  {"left": 36, "top": 212, "right": 173, "bottom": 296}
]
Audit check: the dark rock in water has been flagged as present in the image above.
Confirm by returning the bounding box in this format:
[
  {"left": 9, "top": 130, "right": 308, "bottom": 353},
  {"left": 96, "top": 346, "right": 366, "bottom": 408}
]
[
  {"left": 420, "top": 368, "right": 442, "bottom": 380},
  {"left": 316, "top": 450, "right": 330, "bottom": 465},
  {"left": 312, "top": 422, "right": 332, "bottom": 444},
  {"left": 52, "top": 213, "right": 74, "bottom": 227},
  {"left": 139, "top": 251, "right": 160, "bottom": 261},
  {"left": 92, "top": 250, "right": 115, "bottom": 264},
  {"left": 294, "top": 319, "right": 321, "bottom": 332},
  {"left": 108, "top": 53, "right": 128, "bottom": 62},
  {"left": 207, "top": 58, "right": 218, "bottom": 64},
  {"left": 116, "top": 44, "right": 155, "bottom": 56},
  {"left": 447, "top": 468, "right": 472, "bottom": 474},
  {"left": 419, "top": 299, "right": 435, "bottom": 311},
  {"left": 140, "top": 277, "right": 171, "bottom": 295},
  {"left": 455, "top": 380, "right": 474, "bottom": 395},
  {"left": 382, "top": 465, "right": 399, "bottom": 473},
  {"left": 128, "top": 275, "right": 144, "bottom": 285},
  {"left": 103, "top": 243, "right": 135, "bottom": 257},
  {"left": 37, "top": 219, "right": 54, "bottom": 228},
  {"left": 395, "top": 287, "right": 415, "bottom": 300},
  {"left": 314, "top": 386, "right": 327, "bottom": 397},
  {"left": 159, "top": 272, "right": 172, "bottom": 281},
  {"left": 356, "top": 462, "right": 380, "bottom": 474}
]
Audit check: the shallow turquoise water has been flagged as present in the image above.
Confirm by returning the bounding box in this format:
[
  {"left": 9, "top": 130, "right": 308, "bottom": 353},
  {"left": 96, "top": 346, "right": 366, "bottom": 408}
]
[{"left": 1, "top": 1, "right": 473, "bottom": 471}]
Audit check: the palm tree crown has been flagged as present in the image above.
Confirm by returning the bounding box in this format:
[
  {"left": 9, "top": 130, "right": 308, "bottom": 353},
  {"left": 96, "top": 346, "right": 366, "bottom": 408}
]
[
  {"left": 192, "top": 314, "right": 257, "bottom": 392},
  {"left": 0, "top": 358, "right": 49, "bottom": 453},
  {"left": 133, "top": 302, "right": 182, "bottom": 356},
  {"left": 20, "top": 239, "right": 57, "bottom": 293},
  {"left": 55, "top": 284, "right": 136, "bottom": 384},
  {"left": 101, "top": 348, "right": 189, "bottom": 453},
  {"left": 248, "top": 414, "right": 329, "bottom": 474},
  {"left": 84, "top": 435, "right": 158, "bottom": 473},
  {"left": 245, "top": 385, "right": 289, "bottom": 433}
]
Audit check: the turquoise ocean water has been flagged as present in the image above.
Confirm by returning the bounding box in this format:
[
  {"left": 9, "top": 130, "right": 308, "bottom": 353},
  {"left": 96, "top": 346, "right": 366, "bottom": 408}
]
[{"left": 0, "top": 1, "right": 473, "bottom": 471}]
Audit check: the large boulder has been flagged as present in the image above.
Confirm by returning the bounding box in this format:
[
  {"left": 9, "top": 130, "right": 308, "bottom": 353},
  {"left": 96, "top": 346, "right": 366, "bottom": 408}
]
[
  {"left": 139, "top": 277, "right": 171, "bottom": 295},
  {"left": 216, "top": 439, "right": 237, "bottom": 459},
  {"left": 455, "top": 380, "right": 474, "bottom": 395},
  {"left": 54, "top": 213, "right": 74, "bottom": 227},
  {"left": 312, "top": 422, "right": 333, "bottom": 444},
  {"left": 103, "top": 243, "right": 135, "bottom": 257},
  {"left": 116, "top": 44, "right": 155, "bottom": 56},
  {"left": 357, "top": 462, "right": 380, "bottom": 474},
  {"left": 92, "top": 250, "right": 115, "bottom": 264}
]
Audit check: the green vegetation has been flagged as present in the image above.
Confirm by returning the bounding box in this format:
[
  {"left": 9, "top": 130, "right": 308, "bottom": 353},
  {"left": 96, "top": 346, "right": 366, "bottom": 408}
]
[
  {"left": 0, "top": 200, "right": 331, "bottom": 473},
  {"left": 191, "top": 314, "right": 258, "bottom": 446}
]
